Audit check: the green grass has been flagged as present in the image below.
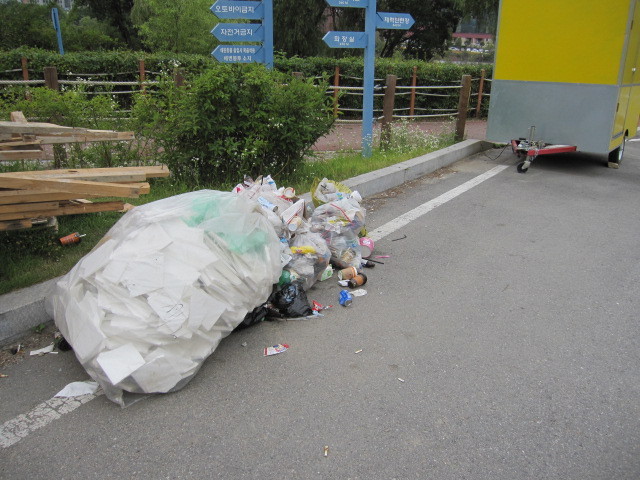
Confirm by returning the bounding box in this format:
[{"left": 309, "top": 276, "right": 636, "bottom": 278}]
[{"left": 0, "top": 127, "right": 454, "bottom": 295}]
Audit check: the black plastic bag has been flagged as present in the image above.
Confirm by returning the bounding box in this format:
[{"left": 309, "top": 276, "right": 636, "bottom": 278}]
[{"left": 272, "top": 282, "right": 313, "bottom": 318}]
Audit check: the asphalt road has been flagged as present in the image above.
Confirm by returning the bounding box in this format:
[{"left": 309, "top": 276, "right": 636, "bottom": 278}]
[{"left": 1, "top": 140, "right": 639, "bottom": 479}]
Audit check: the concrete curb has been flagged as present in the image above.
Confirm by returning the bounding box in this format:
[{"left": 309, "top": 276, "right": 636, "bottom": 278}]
[{"left": 0, "top": 139, "right": 492, "bottom": 347}]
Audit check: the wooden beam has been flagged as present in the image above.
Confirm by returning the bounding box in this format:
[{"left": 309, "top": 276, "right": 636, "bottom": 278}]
[
  {"left": 0, "top": 165, "right": 170, "bottom": 180},
  {"left": 10, "top": 111, "right": 28, "bottom": 123},
  {"left": 0, "top": 190, "right": 103, "bottom": 205},
  {"left": 0, "top": 176, "right": 148, "bottom": 197},
  {"left": 0, "top": 121, "right": 135, "bottom": 139},
  {"left": 0, "top": 150, "right": 45, "bottom": 161},
  {"left": 0, "top": 201, "right": 59, "bottom": 215},
  {"left": 0, "top": 200, "right": 125, "bottom": 221},
  {"left": 0, "top": 139, "right": 43, "bottom": 149}
]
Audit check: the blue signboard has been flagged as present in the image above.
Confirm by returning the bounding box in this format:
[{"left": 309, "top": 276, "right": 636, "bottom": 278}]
[
  {"left": 51, "top": 8, "right": 64, "bottom": 55},
  {"left": 325, "top": 0, "right": 368, "bottom": 8},
  {"left": 322, "top": 31, "right": 368, "bottom": 49},
  {"left": 212, "top": 45, "right": 265, "bottom": 63},
  {"left": 210, "top": 0, "right": 263, "bottom": 20},
  {"left": 323, "top": 0, "right": 414, "bottom": 157},
  {"left": 211, "top": 23, "right": 264, "bottom": 42},
  {"left": 210, "top": 0, "right": 273, "bottom": 68},
  {"left": 376, "top": 12, "right": 414, "bottom": 29}
]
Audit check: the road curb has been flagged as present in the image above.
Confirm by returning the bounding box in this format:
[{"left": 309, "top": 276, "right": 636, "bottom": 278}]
[{"left": 0, "top": 139, "right": 493, "bottom": 347}]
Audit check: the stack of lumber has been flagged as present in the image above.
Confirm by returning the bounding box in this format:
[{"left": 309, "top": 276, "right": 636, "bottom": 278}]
[
  {"left": 0, "top": 165, "right": 170, "bottom": 231},
  {"left": 0, "top": 111, "right": 135, "bottom": 162}
]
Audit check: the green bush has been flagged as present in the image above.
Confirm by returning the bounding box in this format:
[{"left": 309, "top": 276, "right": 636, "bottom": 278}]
[{"left": 130, "top": 64, "right": 334, "bottom": 186}]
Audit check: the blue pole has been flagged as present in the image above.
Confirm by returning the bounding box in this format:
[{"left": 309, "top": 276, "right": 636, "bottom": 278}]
[
  {"left": 51, "top": 8, "right": 65, "bottom": 55},
  {"left": 361, "top": 0, "right": 377, "bottom": 157},
  {"left": 263, "top": 0, "right": 274, "bottom": 69}
]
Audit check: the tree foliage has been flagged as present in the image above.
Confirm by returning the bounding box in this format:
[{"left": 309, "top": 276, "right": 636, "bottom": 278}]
[
  {"left": 0, "top": 2, "right": 123, "bottom": 51},
  {"left": 131, "top": 0, "right": 216, "bottom": 55},
  {"left": 335, "top": 0, "right": 460, "bottom": 60},
  {"left": 273, "top": 0, "right": 329, "bottom": 57},
  {"left": 75, "top": 0, "right": 140, "bottom": 49}
]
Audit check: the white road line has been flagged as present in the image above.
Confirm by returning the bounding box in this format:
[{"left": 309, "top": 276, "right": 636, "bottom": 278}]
[
  {"left": 0, "top": 392, "right": 102, "bottom": 448},
  {"left": 368, "top": 164, "right": 509, "bottom": 242}
]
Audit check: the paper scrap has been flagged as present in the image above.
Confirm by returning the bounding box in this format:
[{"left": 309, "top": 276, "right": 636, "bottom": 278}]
[
  {"left": 398, "top": 378, "right": 405, "bottom": 383},
  {"left": 351, "top": 289, "right": 367, "bottom": 297},
  {"left": 30, "top": 344, "right": 55, "bottom": 356},
  {"left": 338, "top": 280, "right": 349, "bottom": 287},
  {"left": 96, "top": 344, "right": 145, "bottom": 385},
  {"left": 355, "top": 349, "right": 363, "bottom": 354},
  {"left": 55, "top": 381, "right": 99, "bottom": 397},
  {"left": 264, "top": 344, "right": 289, "bottom": 356}
]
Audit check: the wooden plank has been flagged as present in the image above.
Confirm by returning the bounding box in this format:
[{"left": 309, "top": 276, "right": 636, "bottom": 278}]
[
  {"left": 37, "top": 131, "right": 135, "bottom": 144},
  {"left": 0, "top": 139, "right": 42, "bottom": 149},
  {"left": 0, "top": 121, "right": 135, "bottom": 139},
  {"left": 0, "top": 201, "right": 59, "bottom": 214},
  {"left": 0, "top": 150, "right": 45, "bottom": 161},
  {"left": 0, "top": 165, "right": 169, "bottom": 181},
  {"left": 0, "top": 176, "right": 146, "bottom": 197},
  {"left": 0, "top": 219, "right": 32, "bottom": 231},
  {"left": 0, "top": 200, "right": 125, "bottom": 221},
  {"left": 0, "top": 190, "right": 103, "bottom": 205}
]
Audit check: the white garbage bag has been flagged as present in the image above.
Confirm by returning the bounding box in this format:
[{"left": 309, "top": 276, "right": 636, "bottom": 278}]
[{"left": 47, "top": 190, "right": 282, "bottom": 406}]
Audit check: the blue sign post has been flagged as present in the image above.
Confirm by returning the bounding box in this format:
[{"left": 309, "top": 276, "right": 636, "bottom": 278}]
[
  {"left": 323, "top": 1, "right": 413, "bottom": 157},
  {"left": 210, "top": 0, "right": 273, "bottom": 68},
  {"left": 51, "top": 8, "right": 64, "bottom": 55}
]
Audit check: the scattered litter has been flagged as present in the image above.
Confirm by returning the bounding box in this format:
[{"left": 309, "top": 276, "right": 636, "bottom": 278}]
[
  {"left": 59, "top": 232, "right": 86, "bottom": 246},
  {"left": 320, "top": 265, "right": 333, "bottom": 281},
  {"left": 359, "top": 237, "right": 374, "bottom": 257},
  {"left": 339, "top": 290, "right": 353, "bottom": 307},
  {"left": 338, "top": 280, "right": 349, "bottom": 287},
  {"left": 360, "top": 259, "right": 376, "bottom": 268},
  {"left": 55, "top": 381, "right": 99, "bottom": 397},
  {"left": 338, "top": 266, "right": 358, "bottom": 280},
  {"left": 323, "top": 445, "right": 329, "bottom": 457},
  {"left": 0, "top": 374, "right": 8, "bottom": 378},
  {"left": 347, "top": 273, "right": 367, "bottom": 288},
  {"left": 391, "top": 234, "right": 407, "bottom": 241},
  {"left": 264, "top": 344, "right": 290, "bottom": 356},
  {"left": 273, "top": 282, "right": 313, "bottom": 317},
  {"left": 312, "top": 301, "right": 332, "bottom": 312},
  {"left": 398, "top": 378, "right": 405, "bottom": 383},
  {"left": 241, "top": 342, "right": 248, "bottom": 347},
  {"left": 11, "top": 344, "right": 22, "bottom": 355},
  {"left": 355, "top": 349, "right": 363, "bottom": 354},
  {"left": 374, "top": 255, "right": 390, "bottom": 259},
  {"left": 30, "top": 344, "right": 57, "bottom": 356},
  {"left": 350, "top": 289, "right": 367, "bottom": 297}
]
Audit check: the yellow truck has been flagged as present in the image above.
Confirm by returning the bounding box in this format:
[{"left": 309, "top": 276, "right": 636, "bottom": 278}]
[{"left": 486, "top": 0, "right": 640, "bottom": 172}]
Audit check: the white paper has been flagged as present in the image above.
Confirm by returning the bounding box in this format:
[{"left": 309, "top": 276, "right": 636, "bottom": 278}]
[
  {"left": 55, "top": 381, "right": 99, "bottom": 397},
  {"left": 30, "top": 344, "right": 54, "bottom": 356},
  {"left": 96, "top": 344, "right": 146, "bottom": 385}
]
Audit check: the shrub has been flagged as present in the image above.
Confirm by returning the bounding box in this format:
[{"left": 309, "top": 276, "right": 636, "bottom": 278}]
[{"left": 130, "top": 64, "right": 334, "bottom": 186}]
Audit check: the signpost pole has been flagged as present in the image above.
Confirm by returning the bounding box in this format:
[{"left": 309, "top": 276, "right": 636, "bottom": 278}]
[
  {"left": 362, "top": 0, "right": 377, "bottom": 157},
  {"left": 263, "top": 0, "right": 274, "bottom": 69}
]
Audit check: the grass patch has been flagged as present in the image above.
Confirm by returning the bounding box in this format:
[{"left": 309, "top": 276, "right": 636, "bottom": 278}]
[{"left": 0, "top": 126, "right": 454, "bottom": 295}]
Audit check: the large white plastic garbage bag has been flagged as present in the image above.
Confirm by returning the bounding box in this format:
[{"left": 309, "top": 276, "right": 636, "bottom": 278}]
[{"left": 47, "top": 190, "right": 282, "bottom": 406}]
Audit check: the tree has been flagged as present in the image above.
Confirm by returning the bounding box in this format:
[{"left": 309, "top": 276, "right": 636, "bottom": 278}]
[
  {"left": 273, "top": 0, "right": 329, "bottom": 57},
  {"left": 132, "top": 0, "right": 215, "bottom": 54},
  {"left": 453, "top": 0, "right": 499, "bottom": 34},
  {"left": 75, "top": 0, "right": 140, "bottom": 49},
  {"left": 335, "top": 0, "right": 461, "bottom": 60}
]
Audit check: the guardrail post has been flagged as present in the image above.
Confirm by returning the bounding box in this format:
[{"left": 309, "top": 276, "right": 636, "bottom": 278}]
[
  {"left": 174, "top": 68, "right": 185, "bottom": 87},
  {"left": 409, "top": 65, "right": 417, "bottom": 118},
  {"left": 333, "top": 66, "right": 340, "bottom": 119},
  {"left": 21, "top": 57, "right": 29, "bottom": 81},
  {"left": 455, "top": 74, "right": 471, "bottom": 142},
  {"left": 475, "top": 69, "right": 485, "bottom": 117},
  {"left": 380, "top": 74, "right": 397, "bottom": 148},
  {"left": 138, "top": 59, "right": 146, "bottom": 93},
  {"left": 44, "top": 66, "right": 59, "bottom": 91}
]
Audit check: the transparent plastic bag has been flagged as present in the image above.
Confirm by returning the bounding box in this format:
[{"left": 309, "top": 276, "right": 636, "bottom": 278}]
[
  {"left": 47, "top": 190, "right": 282, "bottom": 406},
  {"left": 285, "top": 228, "right": 331, "bottom": 290}
]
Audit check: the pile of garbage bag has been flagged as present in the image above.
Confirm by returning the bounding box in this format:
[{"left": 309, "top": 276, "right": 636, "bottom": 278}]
[
  {"left": 47, "top": 190, "right": 282, "bottom": 406},
  {"left": 48, "top": 175, "right": 367, "bottom": 406}
]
